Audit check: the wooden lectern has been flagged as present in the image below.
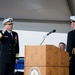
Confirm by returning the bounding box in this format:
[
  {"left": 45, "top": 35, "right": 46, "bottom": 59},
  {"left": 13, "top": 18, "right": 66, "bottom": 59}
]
[{"left": 24, "top": 45, "right": 69, "bottom": 75}]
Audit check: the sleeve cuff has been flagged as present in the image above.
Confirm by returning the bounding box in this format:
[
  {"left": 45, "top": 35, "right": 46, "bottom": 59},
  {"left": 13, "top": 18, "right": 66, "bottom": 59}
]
[{"left": 16, "top": 53, "right": 19, "bottom": 59}]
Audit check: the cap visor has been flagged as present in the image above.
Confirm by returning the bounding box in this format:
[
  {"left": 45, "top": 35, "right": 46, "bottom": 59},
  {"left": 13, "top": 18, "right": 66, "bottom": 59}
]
[{"left": 5, "top": 22, "right": 13, "bottom": 25}]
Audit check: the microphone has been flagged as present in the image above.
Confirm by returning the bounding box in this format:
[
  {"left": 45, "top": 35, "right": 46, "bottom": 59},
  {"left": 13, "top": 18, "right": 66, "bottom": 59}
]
[
  {"left": 40, "top": 29, "right": 56, "bottom": 45},
  {"left": 47, "top": 29, "right": 56, "bottom": 36},
  {"left": 43, "top": 29, "right": 56, "bottom": 38}
]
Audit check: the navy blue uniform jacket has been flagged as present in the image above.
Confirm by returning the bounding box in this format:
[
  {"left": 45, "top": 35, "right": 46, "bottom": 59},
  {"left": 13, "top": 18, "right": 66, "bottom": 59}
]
[
  {"left": 0, "top": 30, "right": 19, "bottom": 63},
  {"left": 67, "top": 29, "right": 75, "bottom": 56}
]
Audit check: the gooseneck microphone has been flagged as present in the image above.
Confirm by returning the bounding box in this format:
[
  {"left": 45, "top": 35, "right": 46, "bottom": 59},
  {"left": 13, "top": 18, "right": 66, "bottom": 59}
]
[
  {"left": 40, "top": 29, "right": 56, "bottom": 45},
  {"left": 47, "top": 29, "right": 56, "bottom": 36}
]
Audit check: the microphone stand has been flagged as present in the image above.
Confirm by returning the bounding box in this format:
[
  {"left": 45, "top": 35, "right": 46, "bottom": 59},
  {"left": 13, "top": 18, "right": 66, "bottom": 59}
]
[
  {"left": 40, "top": 29, "right": 56, "bottom": 45},
  {"left": 40, "top": 35, "right": 47, "bottom": 45}
]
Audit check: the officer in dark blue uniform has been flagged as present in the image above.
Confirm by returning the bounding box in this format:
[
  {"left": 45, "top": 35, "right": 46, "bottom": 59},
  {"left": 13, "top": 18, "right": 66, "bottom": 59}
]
[
  {"left": 67, "top": 16, "right": 75, "bottom": 75},
  {"left": 0, "top": 18, "right": 19, "bottom": 75}
]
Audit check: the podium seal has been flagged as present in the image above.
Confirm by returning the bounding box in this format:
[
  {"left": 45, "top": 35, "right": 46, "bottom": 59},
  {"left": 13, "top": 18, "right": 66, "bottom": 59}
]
[{"left": 29, "top": 67, "right": 40, "bottom": 75}]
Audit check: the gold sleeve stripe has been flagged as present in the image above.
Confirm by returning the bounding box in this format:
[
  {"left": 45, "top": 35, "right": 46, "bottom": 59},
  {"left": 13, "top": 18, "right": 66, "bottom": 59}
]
[
  {"left": 69, "top": 57, "right": 71, "bottom": 61},
  {"left": 0, "top": 33, "right": 3, "bottom": 39},
  {"left": 16, "top": 53, "right": 19, "bottom": 57}
]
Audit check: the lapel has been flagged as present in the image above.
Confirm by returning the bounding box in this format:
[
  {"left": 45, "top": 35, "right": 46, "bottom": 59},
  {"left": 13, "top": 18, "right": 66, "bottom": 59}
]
[{"left": 12, "top": 32, "right": 17, "bottom": 45}]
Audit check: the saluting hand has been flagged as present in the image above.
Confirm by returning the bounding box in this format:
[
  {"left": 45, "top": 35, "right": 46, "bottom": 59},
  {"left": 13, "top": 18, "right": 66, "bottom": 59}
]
[{"left": 2, "top": 25, "right": 8, "bottom": 33}]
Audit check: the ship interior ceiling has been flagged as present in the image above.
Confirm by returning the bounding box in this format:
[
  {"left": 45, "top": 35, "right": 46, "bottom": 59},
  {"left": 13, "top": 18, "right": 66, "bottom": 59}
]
[{"left": 0, "top": 0, "right": 75, "bottom": 33}]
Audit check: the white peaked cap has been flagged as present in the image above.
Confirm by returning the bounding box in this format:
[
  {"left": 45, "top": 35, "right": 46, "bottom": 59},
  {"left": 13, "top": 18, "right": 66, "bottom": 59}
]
[
  {"left": 2, "top": 18, "right": 13, "bottom": 25},
  {"left": 70, "top": 16, "right": 75, "bottom": 21}
]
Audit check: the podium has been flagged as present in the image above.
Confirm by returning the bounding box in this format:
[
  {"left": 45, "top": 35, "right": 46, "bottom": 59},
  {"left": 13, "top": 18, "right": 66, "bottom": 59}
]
[{"left": 24, "top": 45, "right": 69, "bottom": 75}]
